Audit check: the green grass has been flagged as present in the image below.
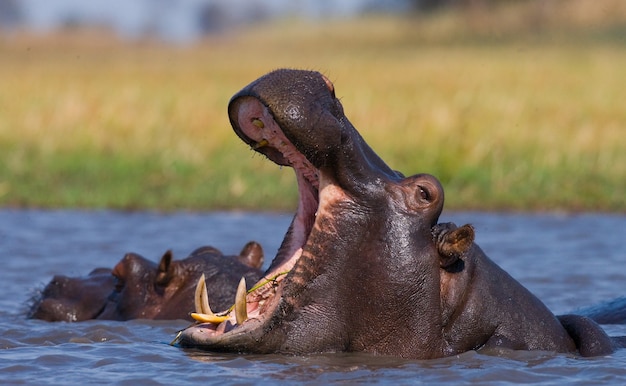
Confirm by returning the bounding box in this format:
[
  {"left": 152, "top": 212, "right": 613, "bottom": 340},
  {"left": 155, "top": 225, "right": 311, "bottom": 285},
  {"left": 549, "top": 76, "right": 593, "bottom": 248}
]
[
  {"left": 1, "top": 1, "right": 625, "bottom": 212},
  {"left": 0, "top": 145, "right": 298, "bottom": 210}
]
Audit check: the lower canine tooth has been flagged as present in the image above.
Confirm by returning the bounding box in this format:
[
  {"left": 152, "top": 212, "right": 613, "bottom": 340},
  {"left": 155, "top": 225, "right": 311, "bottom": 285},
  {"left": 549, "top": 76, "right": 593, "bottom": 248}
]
[
  {"left": 194, "top": 274, "right": 214, "bottom": 315},
  {"left": 235, "top": 277, "right": 248, "bottom": 324}
]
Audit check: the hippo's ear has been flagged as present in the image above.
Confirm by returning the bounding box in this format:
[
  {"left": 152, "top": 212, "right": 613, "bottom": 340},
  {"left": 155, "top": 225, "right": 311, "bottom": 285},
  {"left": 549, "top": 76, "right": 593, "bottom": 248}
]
[
  {"left": 432, "top": 223, "right": 475, "bottom": 269},
  {"left": 155, "top": 250, "right": 174, "bottom": 286},
  {"left": 239, "top": 241, "right": 264, "bottom": 269}
]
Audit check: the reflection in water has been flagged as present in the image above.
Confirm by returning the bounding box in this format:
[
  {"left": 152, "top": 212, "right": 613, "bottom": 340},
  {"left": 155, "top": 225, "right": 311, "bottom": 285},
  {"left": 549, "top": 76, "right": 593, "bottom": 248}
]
[{"left": 1, "top": 210, "right": 625, "bottom": 383}]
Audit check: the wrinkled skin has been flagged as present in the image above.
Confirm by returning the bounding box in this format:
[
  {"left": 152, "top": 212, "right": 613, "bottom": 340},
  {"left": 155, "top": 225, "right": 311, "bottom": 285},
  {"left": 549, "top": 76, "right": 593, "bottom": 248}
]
[
  {"left": 30, "top": 242, "right": 264, "bottom": 322},
  {"left": 175, "top": 69, "right": 623, "bottom": 358}
]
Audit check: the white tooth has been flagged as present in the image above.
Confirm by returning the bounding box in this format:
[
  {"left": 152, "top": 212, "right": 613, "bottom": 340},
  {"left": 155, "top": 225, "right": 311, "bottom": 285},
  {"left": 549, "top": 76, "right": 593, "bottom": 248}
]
[
  {"left": 252, "top": 118, "right": 265, "bottom": 128},
  {"left": 235, "top": 277, "right": 248, "bottom": 325},
  {"left": 194, "top": 274, "right": 213, "bottom": 315},
  {"left": 253, "top": 139, "right": 269, "bottom": 149},
  {"left": 190, "top": 312, "right": 229, "bottom": 324}
]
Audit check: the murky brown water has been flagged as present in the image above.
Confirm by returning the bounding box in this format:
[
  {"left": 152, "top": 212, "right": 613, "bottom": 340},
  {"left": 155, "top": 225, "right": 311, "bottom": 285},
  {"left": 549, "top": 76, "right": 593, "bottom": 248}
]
[{"left": 2, "top": 210, "right": 625, "bottom": 384}]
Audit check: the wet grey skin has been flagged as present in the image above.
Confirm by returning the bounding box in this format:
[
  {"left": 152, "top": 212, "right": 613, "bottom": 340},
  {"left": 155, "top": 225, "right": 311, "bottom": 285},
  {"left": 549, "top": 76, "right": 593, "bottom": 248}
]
[
  {"left": 30, "top": 242, "right": 264, "bottom": 322},
  {"left": 175, "top": 69, "right": 622, "bottom": 358}
]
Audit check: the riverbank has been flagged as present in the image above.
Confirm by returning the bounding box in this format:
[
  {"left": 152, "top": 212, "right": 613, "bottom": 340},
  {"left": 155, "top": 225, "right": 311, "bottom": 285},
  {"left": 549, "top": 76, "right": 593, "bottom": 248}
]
[{"left": 1, "top": 3, "right": 625, "bottom": 212}]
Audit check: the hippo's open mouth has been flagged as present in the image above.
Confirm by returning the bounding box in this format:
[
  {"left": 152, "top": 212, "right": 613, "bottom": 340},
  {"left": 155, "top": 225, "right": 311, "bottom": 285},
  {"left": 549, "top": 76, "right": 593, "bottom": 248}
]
[
  {"left": 174, "top": 94, "right": 322, "bottom": 345},
  {"left": 174, "top": 67, "right": 421, "bottom": 355}
]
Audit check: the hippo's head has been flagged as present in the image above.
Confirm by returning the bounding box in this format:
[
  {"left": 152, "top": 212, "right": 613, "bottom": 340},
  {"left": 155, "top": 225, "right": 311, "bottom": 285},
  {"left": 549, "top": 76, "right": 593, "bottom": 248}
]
[
  {"left": 100, "top": 243, "right": 264, "bottom": 321},
  {"left": 28, "top": 268, "right": 115, "bottom": 322},
  {"left": 30, "top": 241, "right": 265, "bottom": 322},
  {"left": 176, "top": 69, "right": 447, "bottom": 358}
]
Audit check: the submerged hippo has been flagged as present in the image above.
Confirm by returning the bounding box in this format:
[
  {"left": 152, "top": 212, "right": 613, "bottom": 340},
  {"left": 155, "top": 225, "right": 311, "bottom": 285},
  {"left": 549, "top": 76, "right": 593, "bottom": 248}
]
[
  {"left": 29, "top": 267, "right": 115, "bottom": 322},
  {"left": 30, "top": 242, "right": 264, "bottom": 322},
  {"left": 575, "top": 297, "right": 626, "bottom": 325},
  {"left": 175, "top": 69, "right": 623, "bottom": 358}
]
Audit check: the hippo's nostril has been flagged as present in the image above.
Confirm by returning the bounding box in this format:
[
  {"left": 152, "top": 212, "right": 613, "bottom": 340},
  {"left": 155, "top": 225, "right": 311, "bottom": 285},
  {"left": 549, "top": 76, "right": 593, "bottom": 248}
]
[{"left": 114, "top": 278, "right": 125, "bottom": 293}]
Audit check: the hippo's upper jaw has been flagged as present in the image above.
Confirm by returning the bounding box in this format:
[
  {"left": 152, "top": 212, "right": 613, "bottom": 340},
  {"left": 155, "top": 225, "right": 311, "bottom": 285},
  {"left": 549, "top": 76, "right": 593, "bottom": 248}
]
[{"left": 176, "top": 69, "right": 445, "bottom": 357}]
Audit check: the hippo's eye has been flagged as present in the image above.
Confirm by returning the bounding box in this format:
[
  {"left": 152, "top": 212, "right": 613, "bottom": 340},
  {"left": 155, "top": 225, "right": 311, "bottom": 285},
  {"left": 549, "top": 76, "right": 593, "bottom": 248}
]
[{"left": 402, "top": 174, "right": 441, "bottom": 212}]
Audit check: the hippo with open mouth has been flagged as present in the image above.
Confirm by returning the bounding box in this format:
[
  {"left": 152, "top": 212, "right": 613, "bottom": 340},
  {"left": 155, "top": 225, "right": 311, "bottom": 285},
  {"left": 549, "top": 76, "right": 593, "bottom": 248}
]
[{"left": 174, "top": 69, "right": 623, "bottom": 358}]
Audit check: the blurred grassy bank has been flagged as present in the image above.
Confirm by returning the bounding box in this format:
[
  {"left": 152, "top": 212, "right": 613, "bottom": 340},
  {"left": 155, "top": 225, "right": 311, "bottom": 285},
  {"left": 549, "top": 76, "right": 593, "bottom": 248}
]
[{"left": 1, "top": 0, "right": 625, "bottom": 212}]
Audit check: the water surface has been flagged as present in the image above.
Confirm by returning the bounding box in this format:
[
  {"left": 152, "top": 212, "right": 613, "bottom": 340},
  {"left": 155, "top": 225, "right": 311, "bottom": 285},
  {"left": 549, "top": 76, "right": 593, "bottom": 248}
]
[{"left": 1, "top": 210, "right": 625, "bottom": 384}]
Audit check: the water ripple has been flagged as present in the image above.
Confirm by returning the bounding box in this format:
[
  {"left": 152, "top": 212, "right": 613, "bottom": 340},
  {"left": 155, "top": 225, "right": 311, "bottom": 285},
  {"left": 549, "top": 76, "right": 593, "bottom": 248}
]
[{"left": 1, "top": 210, "right": 625, "bottom": 384}]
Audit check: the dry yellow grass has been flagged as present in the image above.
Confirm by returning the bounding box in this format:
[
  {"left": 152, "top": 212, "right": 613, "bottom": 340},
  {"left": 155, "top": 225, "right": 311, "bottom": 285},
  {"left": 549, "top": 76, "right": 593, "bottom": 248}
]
[{"left": 1, "top": 0, "right": 625, "bottom": 211}]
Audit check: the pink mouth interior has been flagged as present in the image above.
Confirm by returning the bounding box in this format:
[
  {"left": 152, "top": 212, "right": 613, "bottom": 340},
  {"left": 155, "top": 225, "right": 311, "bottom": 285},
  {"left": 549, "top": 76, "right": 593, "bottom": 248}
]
[{"left": 196, "top": 98, "right": 320, "bottom": 336}]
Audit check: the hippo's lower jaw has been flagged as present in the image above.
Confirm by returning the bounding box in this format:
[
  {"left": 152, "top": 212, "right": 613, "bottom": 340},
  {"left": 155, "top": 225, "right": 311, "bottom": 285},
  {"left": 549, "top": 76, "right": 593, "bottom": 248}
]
[{"left": 175, "top": 96, "right": 321, "bottom": 351}]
